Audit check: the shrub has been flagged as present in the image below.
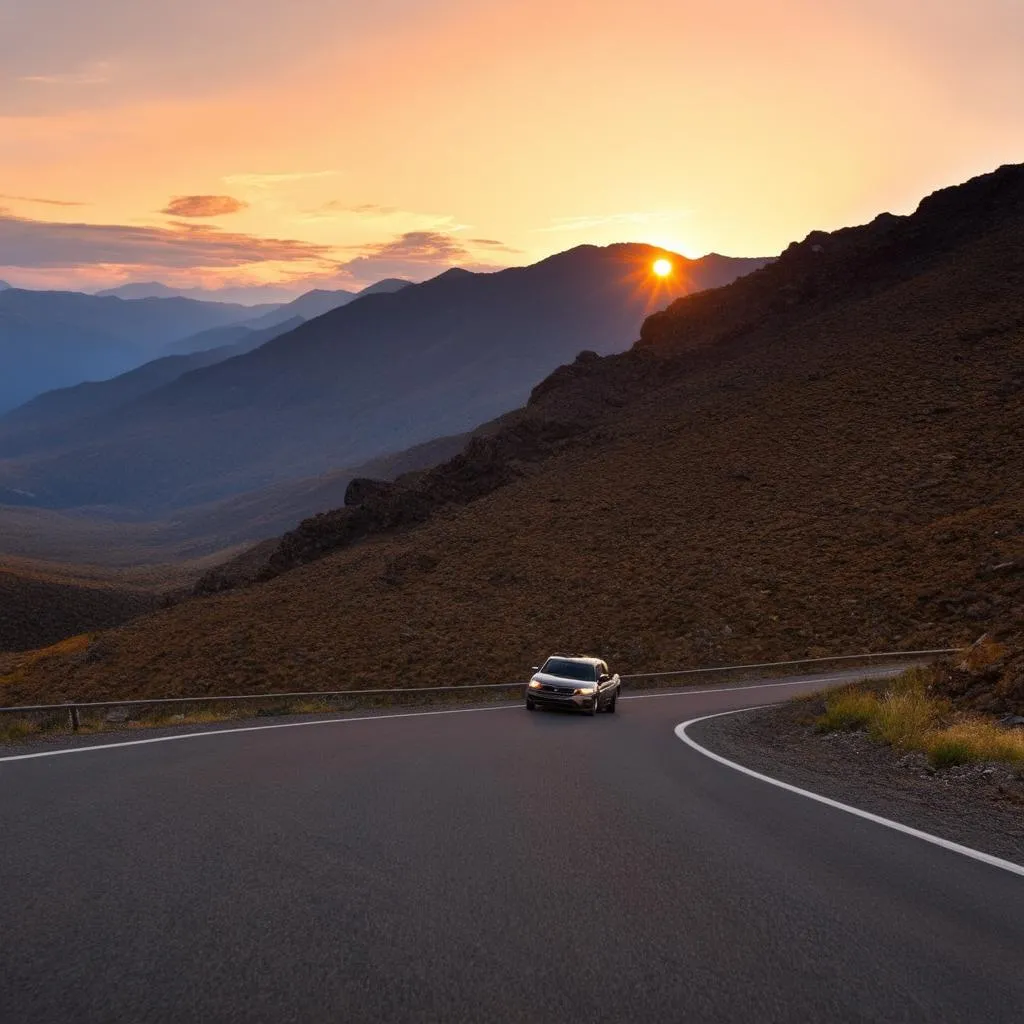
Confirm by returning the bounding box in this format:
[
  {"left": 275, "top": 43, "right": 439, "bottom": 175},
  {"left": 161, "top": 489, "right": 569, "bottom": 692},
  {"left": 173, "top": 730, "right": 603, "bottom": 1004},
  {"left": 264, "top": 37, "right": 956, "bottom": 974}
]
[
  {"left": 869, "top": 689, "right": 942, "bottom": 748},
  {"left": 924, "top": 721, "right": 1024, "bottom": 769},
  {"left": 816, "top": 689, "right": 879, "bottom": 732}
]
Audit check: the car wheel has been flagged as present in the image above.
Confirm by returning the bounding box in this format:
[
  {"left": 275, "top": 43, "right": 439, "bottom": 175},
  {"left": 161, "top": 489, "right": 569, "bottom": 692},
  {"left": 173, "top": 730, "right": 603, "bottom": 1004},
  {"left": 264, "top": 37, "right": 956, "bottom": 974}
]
[
  {"left": 526, "top": 698, "right": 536, "bottom": 711},
  {"left": 587, "top": 697, "right": 599, "bottom": 716}
]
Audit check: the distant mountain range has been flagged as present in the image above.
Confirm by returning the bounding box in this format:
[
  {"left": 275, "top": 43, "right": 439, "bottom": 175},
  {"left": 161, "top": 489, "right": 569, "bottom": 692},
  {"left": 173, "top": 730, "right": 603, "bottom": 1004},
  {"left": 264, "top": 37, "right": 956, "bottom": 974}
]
[
  {"left": 241, "top": 278, "right": 412, "bottom": 333},
  {"left": 0, "top": 317, "right": 305, "bottom": 445},
  {"left": 0, "top": 278, "right": 416, "bottom": 411},
  {"left": 96, "top": 281, "right": 301, "bottom": 305},
  {"left": 0, "top": 288, "right": 275, "bottom": 414},
  {"left": 0, "top": 246, "right": 768, "bottom": 514},
  {"left": 96, "top": 277, "right": 413, "bottom": 308}
]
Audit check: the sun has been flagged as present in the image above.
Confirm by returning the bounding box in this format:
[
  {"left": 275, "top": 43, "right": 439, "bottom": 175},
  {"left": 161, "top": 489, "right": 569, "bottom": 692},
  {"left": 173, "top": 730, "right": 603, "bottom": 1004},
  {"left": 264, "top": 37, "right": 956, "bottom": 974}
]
[{"left": 652, "top": 258, "right": 672, "bottom": 278}]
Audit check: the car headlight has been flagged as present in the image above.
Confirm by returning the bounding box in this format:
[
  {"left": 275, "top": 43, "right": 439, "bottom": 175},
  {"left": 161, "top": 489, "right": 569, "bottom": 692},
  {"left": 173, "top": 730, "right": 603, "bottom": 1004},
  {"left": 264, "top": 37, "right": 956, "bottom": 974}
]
[
  {"left": 528, "top": 680, "right": 543, "bottom": 689},
  {"left": 575, "top": 686, "right": 597, "bottom": 695}
]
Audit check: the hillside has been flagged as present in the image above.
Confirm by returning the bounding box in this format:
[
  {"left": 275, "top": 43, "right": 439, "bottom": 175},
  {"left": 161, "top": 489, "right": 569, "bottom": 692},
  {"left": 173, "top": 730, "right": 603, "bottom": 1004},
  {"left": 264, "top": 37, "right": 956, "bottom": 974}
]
[
  {"left": 0, "top": 424, "right": 482, "bottom": 569},
  {"left": 0, "top": 561, "right": 159, "bottom": 653},
  {"left": 3, "top": 164, "right": 1021, "bottom": 704},
  {"left": 0, "top": 287, "right": 267, "bottom": 413},
  {"left": 0, "top": 247, "right": 765, "bottom": 513}
]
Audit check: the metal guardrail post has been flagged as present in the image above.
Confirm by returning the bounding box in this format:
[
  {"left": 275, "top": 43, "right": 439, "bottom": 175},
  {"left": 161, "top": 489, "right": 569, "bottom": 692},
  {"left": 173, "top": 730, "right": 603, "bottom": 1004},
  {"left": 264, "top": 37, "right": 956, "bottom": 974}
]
[{"left": 67, "top": 704, "right": 80, "bottom": 732}]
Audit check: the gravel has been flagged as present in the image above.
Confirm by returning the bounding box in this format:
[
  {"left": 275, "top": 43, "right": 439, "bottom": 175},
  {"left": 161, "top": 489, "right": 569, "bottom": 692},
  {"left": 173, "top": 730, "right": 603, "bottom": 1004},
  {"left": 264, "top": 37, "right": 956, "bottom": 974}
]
[{"left": 692, "top": 698, "right": 1024, "bottom": 865}]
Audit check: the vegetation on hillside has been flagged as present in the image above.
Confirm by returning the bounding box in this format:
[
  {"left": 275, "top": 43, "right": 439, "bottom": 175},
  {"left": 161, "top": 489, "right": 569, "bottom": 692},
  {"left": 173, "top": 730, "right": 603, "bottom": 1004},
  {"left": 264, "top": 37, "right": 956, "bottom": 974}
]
[{"left": 3, "top": 165, "right": 1022, "bottom": 705}]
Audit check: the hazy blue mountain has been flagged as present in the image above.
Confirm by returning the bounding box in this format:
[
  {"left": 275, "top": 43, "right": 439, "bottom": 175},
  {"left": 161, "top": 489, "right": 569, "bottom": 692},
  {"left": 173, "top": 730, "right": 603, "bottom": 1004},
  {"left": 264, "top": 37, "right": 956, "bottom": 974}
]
[
  {"left": 0, "top": 246, "right": 769, "bottom": 512},
  {"left": 0, "top": 288, "right": 266, "bottom": 412},
  {"left": 245, "top": 279, "right": 414, "bottom": 330},
  {"left": 0, "top": 317, "right": 305, "bottom": 451},
  {"left": 242, "top": 288, "right": 356, "bottom": 329},
  {"left": 0, "top": 280, "right": 11, "bottom": 291},
  {"left": 96, "top": 281, "right": 291, "bottom": 306},
  {"left": 95, "top": 281, "right": 184, "bottom": 300}
]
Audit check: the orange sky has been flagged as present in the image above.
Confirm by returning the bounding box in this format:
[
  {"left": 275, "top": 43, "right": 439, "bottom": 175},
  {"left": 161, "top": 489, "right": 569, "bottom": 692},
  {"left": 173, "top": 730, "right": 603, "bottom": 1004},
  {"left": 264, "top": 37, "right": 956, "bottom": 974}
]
[{"left": 1, "top": 0, "right": 1022, "bottom": 296}]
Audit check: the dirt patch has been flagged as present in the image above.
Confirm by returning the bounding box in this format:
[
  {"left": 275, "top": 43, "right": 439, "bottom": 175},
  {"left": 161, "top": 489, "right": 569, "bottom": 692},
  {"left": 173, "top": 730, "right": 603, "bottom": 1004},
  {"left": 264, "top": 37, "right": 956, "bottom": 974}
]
[{"left": 691, "top": 698, "right": 1024, "bottom": 865}]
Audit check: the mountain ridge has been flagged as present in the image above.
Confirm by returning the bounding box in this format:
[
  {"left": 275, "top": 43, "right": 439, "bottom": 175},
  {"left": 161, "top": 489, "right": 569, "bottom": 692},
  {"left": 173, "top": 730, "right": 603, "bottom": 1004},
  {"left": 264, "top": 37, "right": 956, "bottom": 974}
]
[{"left": 0, "top": 246, "right": 767, "bottom": 513}]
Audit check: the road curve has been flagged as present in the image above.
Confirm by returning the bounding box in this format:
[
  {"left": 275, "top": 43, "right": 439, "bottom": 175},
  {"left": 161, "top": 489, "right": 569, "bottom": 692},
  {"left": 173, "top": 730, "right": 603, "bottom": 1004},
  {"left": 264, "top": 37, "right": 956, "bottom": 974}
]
[{"left": 2, "top": 669, "right": 1022, "bottom": 1023}]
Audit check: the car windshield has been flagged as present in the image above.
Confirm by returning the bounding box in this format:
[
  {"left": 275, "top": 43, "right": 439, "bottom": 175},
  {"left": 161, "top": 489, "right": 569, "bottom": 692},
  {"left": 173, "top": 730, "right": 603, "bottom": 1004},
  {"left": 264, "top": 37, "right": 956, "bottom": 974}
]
[{"left": 541, "top": 659, "right": 598, "bottom": 681}]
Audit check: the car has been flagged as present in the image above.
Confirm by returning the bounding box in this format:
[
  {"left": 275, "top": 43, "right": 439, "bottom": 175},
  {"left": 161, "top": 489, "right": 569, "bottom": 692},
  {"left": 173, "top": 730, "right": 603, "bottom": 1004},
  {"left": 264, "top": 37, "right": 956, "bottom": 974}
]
[{"left": 525, "top": 655, "right": 621, "bottom": 715}]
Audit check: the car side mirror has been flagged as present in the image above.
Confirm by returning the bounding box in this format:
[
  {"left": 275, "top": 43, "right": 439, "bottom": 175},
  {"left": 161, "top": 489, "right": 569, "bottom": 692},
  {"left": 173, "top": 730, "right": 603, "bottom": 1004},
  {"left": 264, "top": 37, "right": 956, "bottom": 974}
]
[
  {"left": 532, "top": 666, "right": 540, "bottom": 672},
  {"left": 599, "top": 674, "right": 610, "bottom": 683}
]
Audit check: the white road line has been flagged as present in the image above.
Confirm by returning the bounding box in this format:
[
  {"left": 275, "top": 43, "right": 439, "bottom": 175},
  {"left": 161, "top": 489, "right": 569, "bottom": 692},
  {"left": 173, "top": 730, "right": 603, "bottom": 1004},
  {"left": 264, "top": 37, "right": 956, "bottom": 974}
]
[
  {"left": 0, "top": 672, "right": 868, "bottom": 765},
  {"left": 675, "top": 707, "right": 1024, "bottom": 879},
  {"left": 0, "top": 705, "right": 515, "bottom": 764}
]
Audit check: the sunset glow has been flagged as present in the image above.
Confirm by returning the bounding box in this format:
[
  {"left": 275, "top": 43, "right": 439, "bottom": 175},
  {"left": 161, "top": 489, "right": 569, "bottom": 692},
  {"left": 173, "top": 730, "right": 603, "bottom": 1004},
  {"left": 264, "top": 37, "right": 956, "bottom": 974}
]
[{"left": 2, "top": 0, "right": 1022, "bottom": 297}]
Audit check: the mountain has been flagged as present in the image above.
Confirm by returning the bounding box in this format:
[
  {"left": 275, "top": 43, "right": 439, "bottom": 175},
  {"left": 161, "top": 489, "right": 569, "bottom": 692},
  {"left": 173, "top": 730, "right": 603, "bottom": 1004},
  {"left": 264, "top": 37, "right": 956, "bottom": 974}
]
[
  {"left": 358, "top": 278, "right": 413, "bottom": 296},
  {"left": 0, "top": 288, "right": 271, "bottom": 413},
  {"left": 0, "top": 317, "right": 305, "bottom": 452},
  {"left": 159, "top": 322, "right": 267, "bottom": 357},
  {"left": 96, "top": 281, "right": 295, "bottom": 305},
  {"left": 96, "top": 281, "right": 187, "bottom": 300},
  {"left": 0, "top": 280, "right": 11, "bottom": 291},
  {"left": 0, "top": 247, "right": 766, "bottom": 513},
  {"left": 242, "top": 279, "right": 412, "bottom": 330},
  {"left": 6, "top": 164, "right": 1020, "bottom": 703},
  {"left": 241, "top": 288, "right": 356, "bottom": 329}
]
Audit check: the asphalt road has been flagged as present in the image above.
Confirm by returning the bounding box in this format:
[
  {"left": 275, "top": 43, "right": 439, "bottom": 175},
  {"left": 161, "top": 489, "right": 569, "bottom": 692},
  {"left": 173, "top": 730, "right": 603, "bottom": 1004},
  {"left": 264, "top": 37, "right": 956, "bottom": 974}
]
[{"left": 2, "top": 669, "right": 1022, "bottom": 1023}]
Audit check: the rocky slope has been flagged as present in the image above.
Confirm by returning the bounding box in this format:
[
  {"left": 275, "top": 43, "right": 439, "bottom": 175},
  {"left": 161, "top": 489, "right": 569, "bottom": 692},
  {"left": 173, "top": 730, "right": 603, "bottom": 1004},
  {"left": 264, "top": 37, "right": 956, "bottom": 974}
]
[
  {"left": 3, "top": 165, "right": 1022, "bottom": 703},
  {"left": 932, "top": 623, "right": 1024, "bottom": 717}
]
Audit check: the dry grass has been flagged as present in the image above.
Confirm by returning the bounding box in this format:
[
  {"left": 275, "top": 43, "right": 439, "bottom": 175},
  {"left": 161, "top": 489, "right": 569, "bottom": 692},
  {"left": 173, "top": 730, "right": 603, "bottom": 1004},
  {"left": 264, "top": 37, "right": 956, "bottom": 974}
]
[
  {"left": 816, "top": 667, "right": 1024, "bottom": 769},
  {"left": 926, "top": 722, "right": 1024, "bottom": 768}
]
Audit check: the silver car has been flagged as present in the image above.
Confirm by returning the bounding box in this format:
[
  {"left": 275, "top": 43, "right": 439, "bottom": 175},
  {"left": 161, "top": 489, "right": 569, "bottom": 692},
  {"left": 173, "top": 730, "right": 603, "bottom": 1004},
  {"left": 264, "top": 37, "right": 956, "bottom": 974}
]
[{"left": 525, "top": 655, "right": 621, "bottom": 715}]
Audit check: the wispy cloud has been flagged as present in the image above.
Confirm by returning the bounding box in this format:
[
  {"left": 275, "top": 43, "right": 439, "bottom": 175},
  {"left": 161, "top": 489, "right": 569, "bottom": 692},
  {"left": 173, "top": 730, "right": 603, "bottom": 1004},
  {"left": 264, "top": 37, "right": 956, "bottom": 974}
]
[
  {"left": 0, "top": 210, "right": 334, "bottom": 271},
  {"left": 224, "top": 171, "right": 340, "bottom": 189},
  {"left": 345, "top": 202, "right": 400, "bottom": 216},
  {"left": 332, "top": 230, "right": 511, "bottom": 283},
  {"left": 0, "top": 194, "right": 86, "bottom": 208},
  {"left": 469, "top": 238, "right": 521, "bottom": 252},
  {"left": 161, "top": 195, "right": 248, "bottom": 218},
  {"left": 538, "top": 210, "right": 691, "bottom": 233},
  {"left": 18, "top": 62, "right": 112, "bottom": 87}
]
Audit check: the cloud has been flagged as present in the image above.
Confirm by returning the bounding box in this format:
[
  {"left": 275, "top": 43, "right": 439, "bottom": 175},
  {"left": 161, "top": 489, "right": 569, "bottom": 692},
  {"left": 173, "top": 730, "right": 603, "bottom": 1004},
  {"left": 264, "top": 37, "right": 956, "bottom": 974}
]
[
  {"left": 223, "top": 170, "right": 340, "bottom": 189},
  {"left": 344, "top": 231, "right": 470, "bottom": 262},
  {"left": 331, "top": 230, "right": 511, "bottom": 285},
  {"left": 345, "top": 202, "right": 400, "bottom": 216},
  {"left": 0, "top": 194, "right": 86, "bottom": 208},
  {"left": 18, "top": 62, "right": 112, "bottom": 87},
  {"left": 161, "top": 195, "right": 248, "bottom": 218},
  {"left": 469, "top": 238, "right": 522, "bottom": 252},
  {"left": 538, "top": 210, "right": 691, "bottom": 233},
  {"left": 0, "top": 210, "right": 335, "bottom": 271}
]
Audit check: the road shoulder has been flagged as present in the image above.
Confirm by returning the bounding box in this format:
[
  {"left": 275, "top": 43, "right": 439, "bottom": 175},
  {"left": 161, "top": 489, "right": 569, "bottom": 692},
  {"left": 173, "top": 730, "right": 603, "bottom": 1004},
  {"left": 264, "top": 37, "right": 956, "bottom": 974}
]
[{"left": 689, "top": 698, "right": 1024, "bottom": 865}]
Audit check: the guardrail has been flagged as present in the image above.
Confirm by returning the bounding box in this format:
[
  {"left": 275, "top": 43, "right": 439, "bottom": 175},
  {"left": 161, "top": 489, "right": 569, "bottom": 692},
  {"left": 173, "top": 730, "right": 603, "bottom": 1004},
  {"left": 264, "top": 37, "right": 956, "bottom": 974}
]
[{"left": 0, "top": 647, "right": 959, "bottom": 733}]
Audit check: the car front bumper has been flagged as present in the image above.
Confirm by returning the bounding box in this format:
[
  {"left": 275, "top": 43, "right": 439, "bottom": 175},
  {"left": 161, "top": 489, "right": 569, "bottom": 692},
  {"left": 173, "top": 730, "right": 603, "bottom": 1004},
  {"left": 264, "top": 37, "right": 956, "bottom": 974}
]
[{"left": 526, "top": 688, "right": 595, "bottom": 710}]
